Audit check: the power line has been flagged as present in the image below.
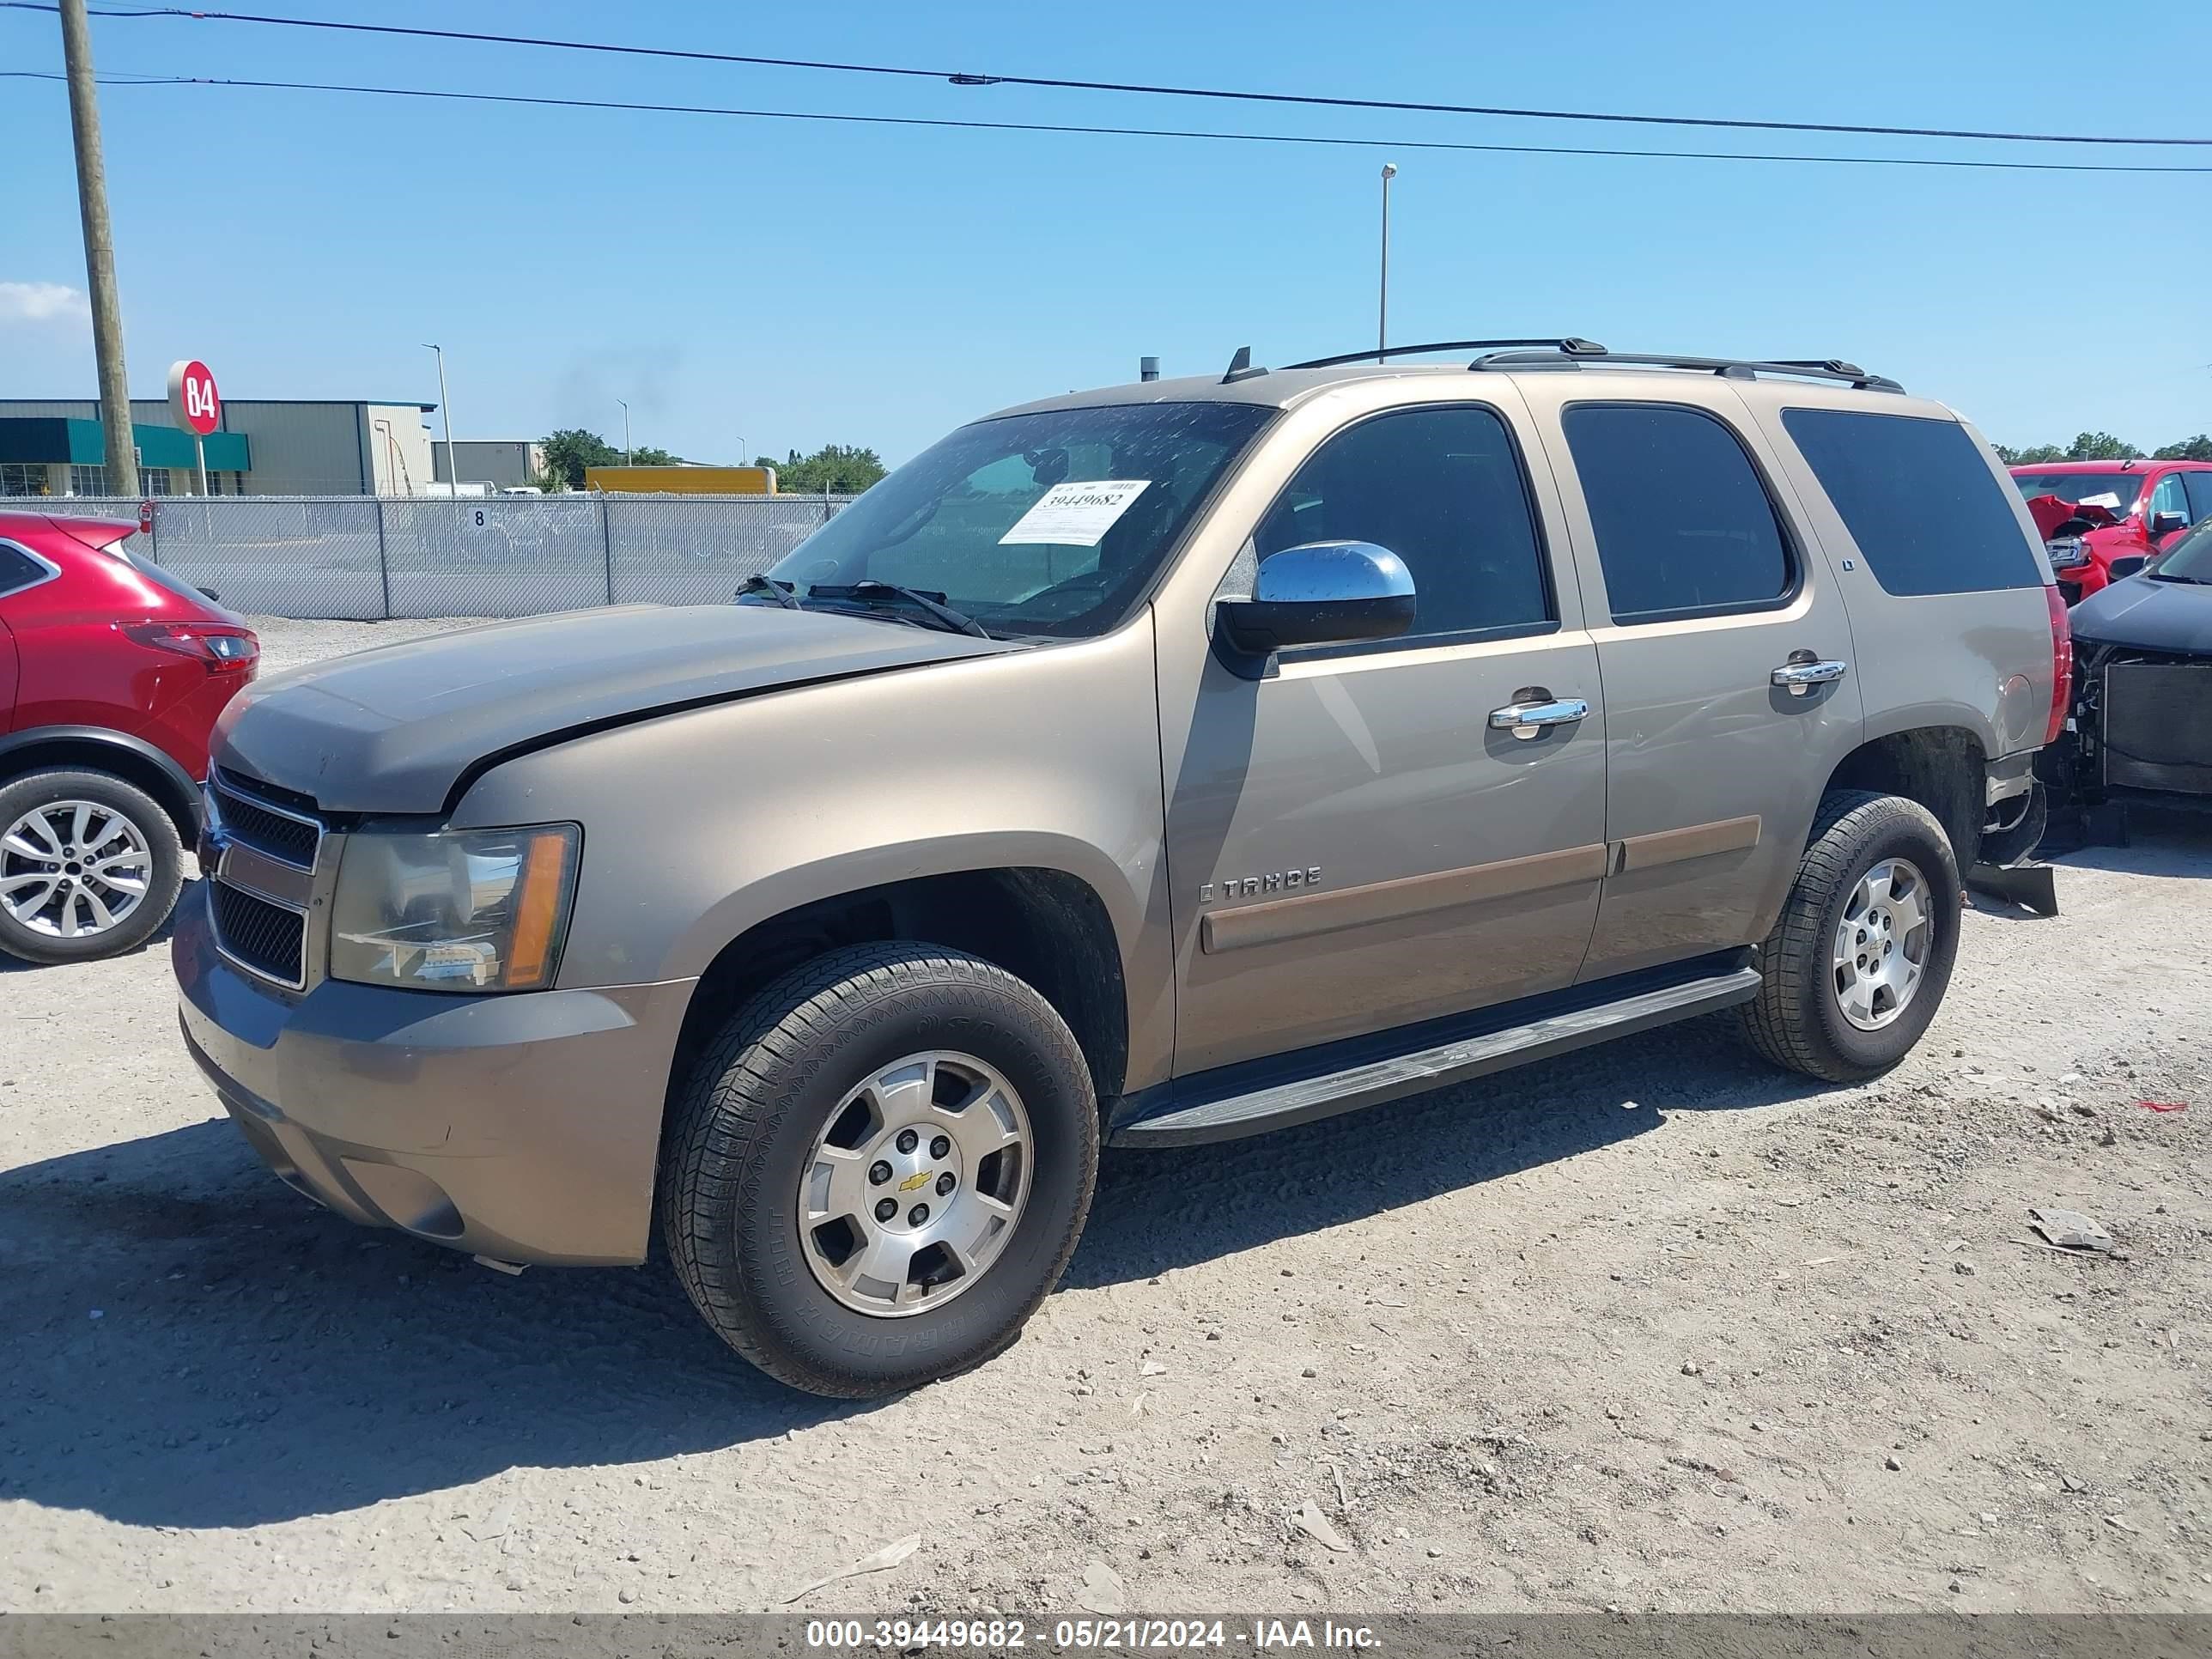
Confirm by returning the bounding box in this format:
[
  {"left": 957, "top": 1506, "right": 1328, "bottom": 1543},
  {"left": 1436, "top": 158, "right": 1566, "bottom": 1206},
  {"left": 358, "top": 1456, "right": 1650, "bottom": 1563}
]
[
  {"left": 3, "top": 0, "right": 2208, "bottom": 150},
  {"left": 5, "top": 70, "right": 2211, "bottom": 174}
]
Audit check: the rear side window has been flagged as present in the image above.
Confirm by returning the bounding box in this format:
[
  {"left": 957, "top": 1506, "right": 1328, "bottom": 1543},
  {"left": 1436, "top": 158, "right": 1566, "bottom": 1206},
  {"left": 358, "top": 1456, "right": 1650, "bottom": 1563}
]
[
  {"left": 1781, "top": 408, "right": 2040, "bottom": 595},
  {"left": 2186, "top": 471, "right": 2212, "bottom": 522},
  {"left": 1562, "top": 404, "right": 1793, "bottom": 622},
  {"left": 0, "top": 541, "right": 49, "bottom": 597}
]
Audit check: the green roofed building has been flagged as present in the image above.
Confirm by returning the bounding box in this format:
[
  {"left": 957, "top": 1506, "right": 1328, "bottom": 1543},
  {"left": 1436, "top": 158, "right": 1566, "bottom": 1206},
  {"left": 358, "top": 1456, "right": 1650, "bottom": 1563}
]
[{"left": 0, "top": 398, "right": 440, "bottom": 497}]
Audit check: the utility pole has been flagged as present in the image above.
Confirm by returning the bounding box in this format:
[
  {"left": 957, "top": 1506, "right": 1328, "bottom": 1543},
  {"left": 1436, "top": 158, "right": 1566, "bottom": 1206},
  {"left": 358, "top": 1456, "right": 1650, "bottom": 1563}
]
[
  {"left": 59, "top": 0, "right": 139, "bottom": 497},
  {"left": 618, "top": 398, "right": 632, "bottom": 467}
]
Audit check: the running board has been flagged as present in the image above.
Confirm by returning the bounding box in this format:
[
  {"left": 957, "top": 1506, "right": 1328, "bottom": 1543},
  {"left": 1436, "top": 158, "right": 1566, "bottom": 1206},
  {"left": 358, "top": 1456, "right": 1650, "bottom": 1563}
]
[{"left": 1112, "top": 965, "right": 1762, "bottom": 1148}]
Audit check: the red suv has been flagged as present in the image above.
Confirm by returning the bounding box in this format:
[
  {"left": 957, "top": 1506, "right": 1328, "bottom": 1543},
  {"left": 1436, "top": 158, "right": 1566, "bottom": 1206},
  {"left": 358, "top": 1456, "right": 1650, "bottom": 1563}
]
[
  {"left": 2008, "top": 459, "right": 2212, "bottom": 604},
  {"left": 0, "top": 511, "right": 258, "bottom": 963}
]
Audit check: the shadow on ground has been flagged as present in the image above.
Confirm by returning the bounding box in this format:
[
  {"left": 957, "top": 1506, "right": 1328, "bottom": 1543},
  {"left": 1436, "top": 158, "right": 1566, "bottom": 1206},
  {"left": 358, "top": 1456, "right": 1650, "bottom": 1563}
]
[
  {"left": 2045, "top": 810, "right": 2212, "bottom": 881},
  {"left": 0, "top": 1007, "right": 1824, "bottom": 1531}
]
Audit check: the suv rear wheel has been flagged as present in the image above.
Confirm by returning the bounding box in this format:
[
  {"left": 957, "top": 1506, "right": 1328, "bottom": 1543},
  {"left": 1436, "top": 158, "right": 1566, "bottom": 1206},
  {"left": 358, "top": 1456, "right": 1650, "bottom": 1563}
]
[
  {"left": 0, "top": 768, "right": 185, "bottom": 965},
  {"left": 1741, "top": 789, "right": 1961, "bottom": 1083},
  {"left": 661, "top": 942, "right": 1099, "bottom": 1397}
]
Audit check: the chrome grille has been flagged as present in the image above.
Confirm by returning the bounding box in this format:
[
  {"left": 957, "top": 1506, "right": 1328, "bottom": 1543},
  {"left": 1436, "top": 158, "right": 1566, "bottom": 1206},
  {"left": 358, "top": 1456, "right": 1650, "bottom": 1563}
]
[
  {"left": 211, "top": 884, "right": 308, "bottom": 989},
  {"left": 210, "top": 775, "right": 323, "bottom": 872}
]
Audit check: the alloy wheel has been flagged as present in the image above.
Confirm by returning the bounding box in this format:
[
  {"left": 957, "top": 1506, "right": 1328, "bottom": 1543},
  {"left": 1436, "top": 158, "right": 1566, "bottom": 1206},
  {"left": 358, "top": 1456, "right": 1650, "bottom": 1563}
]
[
  {"left": 0, "top": 799, "right": 154, "bottom": 941},
  {"left": 1831, "top": 856, "right": 1932, "bottom": 1031},
  {"left": 797, "top": 1050, "right": 1034, "bottom": 1317}
]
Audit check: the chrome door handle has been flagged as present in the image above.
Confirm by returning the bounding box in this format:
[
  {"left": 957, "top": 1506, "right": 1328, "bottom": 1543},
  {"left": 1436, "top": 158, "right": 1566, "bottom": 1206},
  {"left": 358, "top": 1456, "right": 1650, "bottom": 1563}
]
[
  {"left": 1488, "top": 696, "right": 1589, "bottom": 740},
  {"left": 1771, "top": 659, "right": 1849, "bottom": 696}
]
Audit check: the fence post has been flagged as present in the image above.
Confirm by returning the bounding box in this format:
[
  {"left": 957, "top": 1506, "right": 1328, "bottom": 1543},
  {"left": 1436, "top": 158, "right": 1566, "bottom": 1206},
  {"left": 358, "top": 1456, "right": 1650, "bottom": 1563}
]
[
  {"left": 600, "top": 496, "right": 615, "bottom": 605},
  {"left": 374, "top": 497, "right": 392, "bottom": 620}
]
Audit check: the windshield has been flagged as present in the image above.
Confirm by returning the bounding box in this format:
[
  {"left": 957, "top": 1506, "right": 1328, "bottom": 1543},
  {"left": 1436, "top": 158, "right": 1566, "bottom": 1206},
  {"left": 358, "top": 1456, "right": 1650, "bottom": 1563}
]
[
  {"left": 762, "top": 402, "right": 1274, "bottom": 638},
  {"left": 2009, "top": 471, "right": 2146, "bottom": 514},
  {"left": 2152, "top": 515, "right": 2212, "bottom": 581}
]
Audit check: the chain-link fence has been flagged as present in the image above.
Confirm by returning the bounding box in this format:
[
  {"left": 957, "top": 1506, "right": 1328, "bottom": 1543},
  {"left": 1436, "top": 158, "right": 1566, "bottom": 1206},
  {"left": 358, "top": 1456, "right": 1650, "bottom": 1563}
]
[{"left": 34, "top": 495, "right": 854, "bottom": 618}]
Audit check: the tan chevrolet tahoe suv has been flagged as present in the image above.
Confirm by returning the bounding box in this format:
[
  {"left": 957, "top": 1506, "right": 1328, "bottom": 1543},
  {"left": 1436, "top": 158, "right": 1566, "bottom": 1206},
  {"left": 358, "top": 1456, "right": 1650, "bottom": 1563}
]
[{"left": 176, "top": 339, "right": 2069, "bottom": 1397}]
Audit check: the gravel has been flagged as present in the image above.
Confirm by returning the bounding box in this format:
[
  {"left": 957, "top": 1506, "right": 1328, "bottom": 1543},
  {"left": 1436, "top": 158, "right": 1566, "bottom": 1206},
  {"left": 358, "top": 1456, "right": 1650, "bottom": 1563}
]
[{"left": 2, "top": 617, "right": 2209, "bottom": 1614}]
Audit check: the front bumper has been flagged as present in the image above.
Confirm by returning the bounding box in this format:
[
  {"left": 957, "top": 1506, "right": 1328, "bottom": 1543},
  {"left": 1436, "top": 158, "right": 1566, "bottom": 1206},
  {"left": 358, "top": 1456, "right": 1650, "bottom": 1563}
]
[{"left": 173, "top": 884, "right": 696, "bottom": 1265}]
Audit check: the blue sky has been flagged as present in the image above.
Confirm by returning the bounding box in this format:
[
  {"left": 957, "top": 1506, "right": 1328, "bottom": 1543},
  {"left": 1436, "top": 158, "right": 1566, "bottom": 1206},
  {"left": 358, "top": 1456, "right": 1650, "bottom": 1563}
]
[{"left": 3, "top": 0, "right": 2208, "bottom": 465}]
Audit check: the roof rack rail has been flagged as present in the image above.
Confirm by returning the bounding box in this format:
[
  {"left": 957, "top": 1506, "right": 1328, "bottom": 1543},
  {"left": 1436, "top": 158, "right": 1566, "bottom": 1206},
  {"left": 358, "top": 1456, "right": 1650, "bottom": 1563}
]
[
  {"left": 1282, "top": 337, "right": 1606, "bottom": 372},
  {"left": 1468, "top": 347, "right": 1903, "bottom": 393}
]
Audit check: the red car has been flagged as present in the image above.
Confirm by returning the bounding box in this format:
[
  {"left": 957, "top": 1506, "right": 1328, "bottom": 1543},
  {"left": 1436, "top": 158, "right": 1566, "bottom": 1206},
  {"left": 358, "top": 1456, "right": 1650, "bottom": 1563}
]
[
  {"left": 0, "top": 511, "right": 258, "bottom": 963},
  {"left": 2008, "top": 459, "right": 2212, "bottom": 604}
]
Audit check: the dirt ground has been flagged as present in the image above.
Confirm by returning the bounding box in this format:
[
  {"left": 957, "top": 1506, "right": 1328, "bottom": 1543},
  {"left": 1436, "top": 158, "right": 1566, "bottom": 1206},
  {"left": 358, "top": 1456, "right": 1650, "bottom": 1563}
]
[{"left": 2, "top": 617, "right": 2209, "bottom": 1616}]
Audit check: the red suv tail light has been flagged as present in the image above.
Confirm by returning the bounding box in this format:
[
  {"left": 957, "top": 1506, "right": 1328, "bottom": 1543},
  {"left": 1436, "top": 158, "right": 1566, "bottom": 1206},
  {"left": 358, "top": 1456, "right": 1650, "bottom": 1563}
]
[
  {"left": 125, "top": 621, "right": 259, "bottom": 672},
  {"left": 2043, "top": 584, "right": 2072, "bottom": 747}
]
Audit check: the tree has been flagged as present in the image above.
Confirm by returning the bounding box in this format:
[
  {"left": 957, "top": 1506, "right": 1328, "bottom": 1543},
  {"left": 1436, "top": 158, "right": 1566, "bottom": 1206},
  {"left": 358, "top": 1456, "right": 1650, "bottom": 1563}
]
[
  {"left": 2064, "top": 431, "right": 2138, "bottom": 461},
  {"left": 540, "top": 428, "right": 619, "bottom": 489},
  {"left": 1995, "top": 443, "right": 2066, "bottom": 465},
  {"left": 2153, "top": 434, "right": 2212, "bottom": 462},
  {"left": 771, "top": 443, "right": 886, "bottom": 494},
  {"left": 629, "top": 445, "right": 683, "bottom": 466}
]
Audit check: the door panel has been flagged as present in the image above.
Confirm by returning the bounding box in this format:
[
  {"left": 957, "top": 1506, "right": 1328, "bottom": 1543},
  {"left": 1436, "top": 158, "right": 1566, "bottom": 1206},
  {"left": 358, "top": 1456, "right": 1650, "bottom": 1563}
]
[
  {"left": 1161, "top": 392, "right": 1606, "bottom": 1076},
  {"left": 1519, "top": 382, "right": 1867, "bottom": 981},
  {"left": 0, "top": 615, "right": 15, "bottom": 728},
  {"left": 1166, "top": 635, "right": 1607, "bottom": 1073}
]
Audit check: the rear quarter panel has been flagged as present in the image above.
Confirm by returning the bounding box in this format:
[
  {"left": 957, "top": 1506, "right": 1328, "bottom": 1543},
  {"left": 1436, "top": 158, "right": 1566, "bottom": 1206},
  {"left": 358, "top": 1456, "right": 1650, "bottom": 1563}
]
[
  {"left": 6, "top": 541, "right": 245, "bottom": 774},
  {"left": 1734, "top": 387, "right": 2055, "bottom": 762},
  {"left": 449, "top": 617, "right": 1178, "bottom": 1091}
]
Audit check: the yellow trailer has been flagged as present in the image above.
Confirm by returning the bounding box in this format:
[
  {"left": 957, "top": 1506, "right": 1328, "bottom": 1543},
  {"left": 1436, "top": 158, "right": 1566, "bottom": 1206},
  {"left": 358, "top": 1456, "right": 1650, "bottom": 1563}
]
[{"left": 584, "top": 465, "right": 777, "bottom": 495}]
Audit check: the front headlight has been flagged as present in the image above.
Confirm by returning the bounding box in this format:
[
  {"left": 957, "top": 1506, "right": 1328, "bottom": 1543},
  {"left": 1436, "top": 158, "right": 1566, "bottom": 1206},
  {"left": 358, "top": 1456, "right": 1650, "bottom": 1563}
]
[{"left": 330, "top": 823, "right": 580, "bottom": 993}]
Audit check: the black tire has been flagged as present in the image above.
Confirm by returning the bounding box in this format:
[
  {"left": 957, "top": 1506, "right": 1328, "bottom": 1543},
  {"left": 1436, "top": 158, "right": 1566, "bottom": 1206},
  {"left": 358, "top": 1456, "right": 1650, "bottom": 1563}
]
[
  {"left": 0, "top": 768, "right": 185, "bottom": 966},
  {"left": 660, "top": 942, "right": 1099, "bottom": 1398},
  {"left": 1741, "top": 789, "right": 1962, "bottom": 1083}
]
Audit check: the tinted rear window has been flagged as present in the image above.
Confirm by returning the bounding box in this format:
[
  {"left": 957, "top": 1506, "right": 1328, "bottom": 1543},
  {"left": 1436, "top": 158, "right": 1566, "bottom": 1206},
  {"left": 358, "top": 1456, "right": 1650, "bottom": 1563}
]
[
  {"left": 1783, "top": 409, "right": 2040, "bottom": 595},
  {"left": 1562, "top": 404, "right": 1794, "bottom": 622}
]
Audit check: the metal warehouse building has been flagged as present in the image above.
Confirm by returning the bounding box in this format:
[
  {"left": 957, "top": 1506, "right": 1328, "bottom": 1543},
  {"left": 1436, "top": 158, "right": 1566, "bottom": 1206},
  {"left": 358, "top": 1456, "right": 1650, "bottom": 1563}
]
[{"left": 0, "top": 398, "right": 439, "bottom": 496}]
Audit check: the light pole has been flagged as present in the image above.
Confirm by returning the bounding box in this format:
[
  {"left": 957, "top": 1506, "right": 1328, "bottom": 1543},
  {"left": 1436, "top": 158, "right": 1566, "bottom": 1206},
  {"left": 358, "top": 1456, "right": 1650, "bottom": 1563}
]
[
  {"left": 617, "top": 398, "right": 632, "bottom": 467},
  {"left": 422, "top": 343, "right": 456, "bottom": 495},
  {"left": 1377, "top": 163, "right": 1397, "bottom": 365}
]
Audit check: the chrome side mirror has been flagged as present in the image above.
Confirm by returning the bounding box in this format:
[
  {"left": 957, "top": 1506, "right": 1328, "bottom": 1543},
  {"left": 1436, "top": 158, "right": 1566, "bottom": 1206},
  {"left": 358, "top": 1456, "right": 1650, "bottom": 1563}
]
[{"left": 1217, "top": 541, "right": 1418, "bottom": 658}]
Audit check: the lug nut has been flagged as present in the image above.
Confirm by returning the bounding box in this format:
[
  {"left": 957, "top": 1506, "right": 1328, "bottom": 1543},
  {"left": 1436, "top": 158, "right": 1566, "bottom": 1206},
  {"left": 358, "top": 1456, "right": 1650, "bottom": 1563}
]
[
  {"left": 930, "top": 1134, "right": 951, "bottom": 1159},
  {"left": 908, "top": 1203, "right": 930, "bottom": 1227},
  {"left": 874, "top": 1198, "right": 897, "bottom": 1223},
  {"left": 935, "top": 1171, "right": 955, "bottom": 1196},
  {"left": 868, "top": 1160, "right": 892, "bottom": 1186},
  {"left": 895, "top": 1128, "right": 919, "bottom": 1154}
]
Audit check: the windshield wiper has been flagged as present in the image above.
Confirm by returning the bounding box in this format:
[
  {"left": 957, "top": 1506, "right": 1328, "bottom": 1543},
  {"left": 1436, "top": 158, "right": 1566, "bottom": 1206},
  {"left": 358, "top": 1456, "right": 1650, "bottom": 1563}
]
[
  {"left": 810, "top": 580, "right": 991, "bottom": 638},
  {"left": 736, "top": 574, "right": 801, "bottom": 609},
  {"left": 2148, "top": 570, "right": 2208, "bottom": 585}
]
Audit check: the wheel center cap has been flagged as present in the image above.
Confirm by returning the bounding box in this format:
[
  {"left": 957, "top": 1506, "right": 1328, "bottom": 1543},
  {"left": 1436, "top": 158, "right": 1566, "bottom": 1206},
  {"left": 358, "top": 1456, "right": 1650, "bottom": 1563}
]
[{"left": 872, "top": 1129, "right": 960, "bottom": 1231}]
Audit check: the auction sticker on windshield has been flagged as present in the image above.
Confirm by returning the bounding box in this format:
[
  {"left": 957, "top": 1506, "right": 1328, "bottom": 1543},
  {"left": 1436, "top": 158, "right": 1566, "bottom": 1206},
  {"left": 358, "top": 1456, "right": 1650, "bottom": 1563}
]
[{"left": 1000, "top": 479, "right": 1151, "bottom": 546}]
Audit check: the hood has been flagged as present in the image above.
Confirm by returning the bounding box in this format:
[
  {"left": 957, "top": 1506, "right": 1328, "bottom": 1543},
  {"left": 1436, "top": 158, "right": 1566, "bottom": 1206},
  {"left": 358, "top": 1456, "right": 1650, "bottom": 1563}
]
[
  {"left": 2070, "top": 575, "right": 2212, "bottom": 657},
  {"left": 215, "top": 604, "right": 1018, "bottom": 813},
  {"left": 2023, "top": 494, "right": 2120, "bottom": 540}
]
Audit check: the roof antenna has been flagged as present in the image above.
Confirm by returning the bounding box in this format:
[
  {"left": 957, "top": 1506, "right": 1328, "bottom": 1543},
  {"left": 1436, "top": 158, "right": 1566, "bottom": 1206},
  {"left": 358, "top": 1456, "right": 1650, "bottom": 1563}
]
[{"left": 1221, "top": 345, "right": 1268, "bottom": 385}]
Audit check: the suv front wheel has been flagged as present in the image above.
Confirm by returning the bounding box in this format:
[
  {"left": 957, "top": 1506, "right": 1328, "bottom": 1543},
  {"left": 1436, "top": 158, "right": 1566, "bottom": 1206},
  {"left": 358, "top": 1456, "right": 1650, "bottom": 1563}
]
[
  {"left": 1741, "top": 789, "right": 1962, "bottom": 1083},
  {"left": 661, "top": 943, "right": 1099, "bottom": 1397}
]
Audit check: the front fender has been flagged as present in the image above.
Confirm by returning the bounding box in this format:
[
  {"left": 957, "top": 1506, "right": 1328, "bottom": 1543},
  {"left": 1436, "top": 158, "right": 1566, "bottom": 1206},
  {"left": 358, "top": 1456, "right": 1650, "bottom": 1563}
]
[{"left": 447, "top": 619, "right": 1173, "bottom": 1075}]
